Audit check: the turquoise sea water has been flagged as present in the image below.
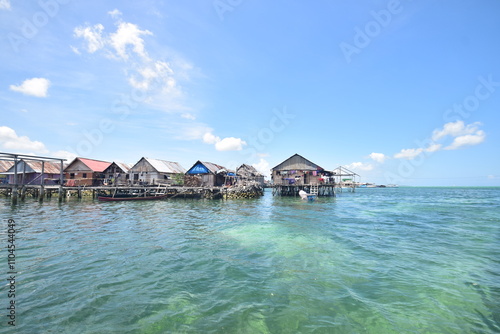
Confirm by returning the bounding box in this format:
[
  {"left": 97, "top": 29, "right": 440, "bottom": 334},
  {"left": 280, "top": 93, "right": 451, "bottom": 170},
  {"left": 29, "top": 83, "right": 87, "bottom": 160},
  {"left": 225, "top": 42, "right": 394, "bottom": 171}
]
[{"left": 1, "top": 187, "right": 499, "bottom": 333}]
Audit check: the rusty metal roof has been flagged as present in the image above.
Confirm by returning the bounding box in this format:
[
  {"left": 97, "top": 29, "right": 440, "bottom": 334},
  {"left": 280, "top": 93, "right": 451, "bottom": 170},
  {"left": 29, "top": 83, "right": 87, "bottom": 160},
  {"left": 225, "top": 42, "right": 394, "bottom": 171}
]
[
  {"left": 0, "top": 161, "right": 14, "bottom": 173},
  {"left": 2, "top": 160, "right": 62, "bottom": 174}
]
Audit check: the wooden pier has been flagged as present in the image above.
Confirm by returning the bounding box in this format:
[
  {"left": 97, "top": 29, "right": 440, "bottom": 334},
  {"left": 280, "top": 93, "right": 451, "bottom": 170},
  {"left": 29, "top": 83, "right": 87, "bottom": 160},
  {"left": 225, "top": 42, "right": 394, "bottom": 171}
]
[{"left": 0, "top": 183, "right": 264, "bottom": 203}]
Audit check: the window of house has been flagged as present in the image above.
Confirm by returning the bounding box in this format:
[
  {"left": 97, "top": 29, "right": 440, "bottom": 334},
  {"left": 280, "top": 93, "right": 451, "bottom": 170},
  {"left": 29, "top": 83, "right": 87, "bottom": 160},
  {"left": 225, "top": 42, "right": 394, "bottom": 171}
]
[
  {"left": 70, "top": 173, "right": 75, "bottom": 179},
  {"left": 82, "top": 173, "right": 87, "bottom": 178}
]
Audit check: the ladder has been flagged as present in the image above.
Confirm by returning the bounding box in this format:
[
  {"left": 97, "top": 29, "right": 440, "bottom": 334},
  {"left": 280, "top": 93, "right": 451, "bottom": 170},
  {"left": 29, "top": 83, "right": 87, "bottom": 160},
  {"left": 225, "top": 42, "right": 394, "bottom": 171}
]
[{"left": 310, "top": 184, "right": 318, "bottom": 195}]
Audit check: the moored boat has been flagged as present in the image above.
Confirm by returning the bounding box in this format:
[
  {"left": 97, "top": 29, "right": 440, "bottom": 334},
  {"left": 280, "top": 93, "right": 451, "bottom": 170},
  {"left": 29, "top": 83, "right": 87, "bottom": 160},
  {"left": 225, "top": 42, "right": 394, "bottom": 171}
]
[{"left": 97, "top": 193, "right": 168, "bottom": 201}]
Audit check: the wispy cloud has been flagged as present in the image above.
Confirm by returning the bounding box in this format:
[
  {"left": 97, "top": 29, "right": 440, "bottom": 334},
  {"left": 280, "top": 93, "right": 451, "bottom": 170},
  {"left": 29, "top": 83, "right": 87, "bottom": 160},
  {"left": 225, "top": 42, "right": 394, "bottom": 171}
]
[
  {"left": 0, "top": 0, "right": 10, "bottom": 10},
  {"left": 73, "top": 11, "right": 190, "bottom": 113},
  {"left": 368, "top": 152, "right": 387, "bottom": 163},
  {"left": 394, "top": 120, "right": 485, "bottom": 160},
  {"left": 445, "top": 131, "right": 486, "bottom": 150},
  {"left": 346, "top": 162, "right": 374, "bottom": 171},
  {"left": 9, "top": 78, "right": 51, "bottom": 97}
]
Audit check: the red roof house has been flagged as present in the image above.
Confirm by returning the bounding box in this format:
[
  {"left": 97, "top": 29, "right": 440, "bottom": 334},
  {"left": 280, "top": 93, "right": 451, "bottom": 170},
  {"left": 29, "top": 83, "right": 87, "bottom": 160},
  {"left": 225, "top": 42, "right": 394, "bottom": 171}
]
[{"left": 64, "top": 157, "right": 112, "bottom": 186}]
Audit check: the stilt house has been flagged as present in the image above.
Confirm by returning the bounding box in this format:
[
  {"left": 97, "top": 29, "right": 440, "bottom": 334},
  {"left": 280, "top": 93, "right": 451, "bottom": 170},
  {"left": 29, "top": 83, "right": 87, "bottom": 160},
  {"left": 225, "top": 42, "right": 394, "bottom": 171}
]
[
  {"left": 0, "top": 161, "right": 14, "bottom": 184},
  {"left": 64, "top": 157, "right": 112, "bottom": 186},
  {"left": 185, "top": 161, "right": 234, "bottom": 187},
  {"left": 103, "top": 162, "right": 132, "bottom": 186},
  {"left": 271, "top": 153, "right": 335, "bottom": 185},
  {"left": 129, "top": 157, "right": 186, "bottom": 185},
  {"left": 236, "top": 164, "right": 265, "bottom": 186},
  {"left": 4, "top": 160, "right": 62, "bottom": 185}
]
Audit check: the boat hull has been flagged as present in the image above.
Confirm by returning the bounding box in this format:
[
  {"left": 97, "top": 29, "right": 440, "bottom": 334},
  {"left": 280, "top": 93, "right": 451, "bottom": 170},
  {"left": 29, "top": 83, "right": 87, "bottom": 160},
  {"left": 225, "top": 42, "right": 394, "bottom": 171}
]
[{"left": 97, "top": 194, "right": 168, "bottom": 201}]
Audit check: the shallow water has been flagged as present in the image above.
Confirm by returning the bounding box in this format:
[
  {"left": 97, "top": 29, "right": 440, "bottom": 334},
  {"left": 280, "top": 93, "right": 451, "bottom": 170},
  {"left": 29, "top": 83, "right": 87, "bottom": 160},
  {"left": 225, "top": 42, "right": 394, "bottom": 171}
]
[{"left": 1, "top": 187, "right": 499, "bottom": 333}]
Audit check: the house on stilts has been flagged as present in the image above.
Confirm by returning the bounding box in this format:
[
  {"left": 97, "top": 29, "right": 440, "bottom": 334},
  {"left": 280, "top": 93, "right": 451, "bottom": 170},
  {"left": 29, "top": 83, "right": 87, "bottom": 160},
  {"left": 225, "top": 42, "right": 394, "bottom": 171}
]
[
  {"left": 236, "top": 164, "right": 265, "bottom": 186},
  {"left": 129, "top": 157, "right": 186, "bottom": 186},
  {"left": 185, "top": 161, "right": 235, "bottom": 187},
  {"left": 64, "top": 157, "right": 112, "bottom": 186},
  {"left": 271, "top": 153, "right": 359, "bottom": 197}
]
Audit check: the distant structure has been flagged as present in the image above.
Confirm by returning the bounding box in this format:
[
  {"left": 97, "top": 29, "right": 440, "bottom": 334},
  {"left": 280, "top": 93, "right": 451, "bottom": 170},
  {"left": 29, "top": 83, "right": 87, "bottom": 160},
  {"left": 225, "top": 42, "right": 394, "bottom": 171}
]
[
  {"left": 64, "top": 157, "right": 112, "bottom": 186},
  {"left": 129, "top": 157, "right": 186, "bottom": 185},
  {"left": 103, "top": 162, "right": 132, "bottom": 186},
  {"left": 5, "top": 160, "right": 61, "bottom": 185},
  {"left": 271, "top": 153, "right": 359, "bottom": 196},
  {"left": 236, "top": 164, "right": 265, "bottom": 186},
  {"left": 185, "top": 161, "right": 235, "bottom": 187}
]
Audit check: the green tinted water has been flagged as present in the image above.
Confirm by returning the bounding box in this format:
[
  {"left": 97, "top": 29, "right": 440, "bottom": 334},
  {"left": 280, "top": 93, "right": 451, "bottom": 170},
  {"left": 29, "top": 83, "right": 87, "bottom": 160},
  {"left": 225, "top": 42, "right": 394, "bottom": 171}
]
[{"left": 1, "top": 187, "right": 499, "bottom": 333}]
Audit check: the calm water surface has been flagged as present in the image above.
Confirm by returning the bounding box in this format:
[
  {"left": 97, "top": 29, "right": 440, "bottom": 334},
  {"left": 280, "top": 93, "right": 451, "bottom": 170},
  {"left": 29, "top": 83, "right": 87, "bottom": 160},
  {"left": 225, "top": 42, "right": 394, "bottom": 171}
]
[{"left": 1, "top": 187, "right": 499, "bottom": 333}]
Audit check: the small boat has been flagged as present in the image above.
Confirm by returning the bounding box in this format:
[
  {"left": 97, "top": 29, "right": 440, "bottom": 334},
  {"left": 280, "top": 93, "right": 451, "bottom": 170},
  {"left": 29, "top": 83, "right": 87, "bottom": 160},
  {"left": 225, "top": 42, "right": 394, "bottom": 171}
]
[
  {"left": 299, "top": 190, "right": 316, "bottom": 201},
  {"left": 97, "top": 188, "right": 168, "bottom": 201}
]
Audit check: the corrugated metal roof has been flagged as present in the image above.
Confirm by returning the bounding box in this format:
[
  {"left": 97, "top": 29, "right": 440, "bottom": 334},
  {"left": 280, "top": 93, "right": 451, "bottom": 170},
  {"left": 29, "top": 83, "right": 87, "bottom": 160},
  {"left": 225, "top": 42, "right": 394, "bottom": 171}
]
[
  {"left": 144, "top": 158, "right": 186, "bottom": 174},
  {"left": 0, "top": 161, "right": 14, "bottom": 173},
  {"left": 237, "top": 164, "right": 263, "bottom": 177},
  {"left": 20, "top": 161, "right": 62, "bottom": 174},
  {"left": 272, "top": 153, "right": 323, "bottom": 171},
  {"left": 76, "top": 158, "right": 111, "bottom": 172},
  {"left": 114, "top": 162, "right": 132, "bottom": 172},
  {"left": 187, "top": 161, "right": 234, "bottom": 175}
]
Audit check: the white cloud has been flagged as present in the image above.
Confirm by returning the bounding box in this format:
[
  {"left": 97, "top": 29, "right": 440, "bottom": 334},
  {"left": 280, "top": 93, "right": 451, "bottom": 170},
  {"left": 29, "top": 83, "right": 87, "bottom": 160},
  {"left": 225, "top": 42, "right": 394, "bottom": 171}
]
[
  {"left": 0, "top": 126, "right": 49, "bottom": 153},
  {"left": 432, "top": 120, "right": 481, "bottom": 141},
  {"left": 74, "top": 24, "right": 105, "bottom": 53},
  {"left": 215, "top": 137, "right": 247, "bottom": 151},
  {"left": 394, "top": 121, "right": 485, "bottom": 159},
  {"left": 346, "top": 162, "right": 373, "bottom": 171},
  {"left": 10, "top": 78, "right": 50, "bottom": 98},
  {"left": 109, "top": 22, "right": 152, "bottom": 60},
  {"left": 394, "top": 148, "right": 424, "bottom": 160},
  {"left": 202, "top": 131, "right": 246, "bottom": 151},
  {"left": 0, "top": 0, "right": 10, "bottom": 10},
  {"left": 445, "top": 130, "right": 486, "bottom": 150},
  {"left": 252, "top": 158, "right": 270, "bottom": 177},
  {"left": 129, "top": 61, "right": 175, "bottom": 91},
  {"left": 108, "top": 9, "right": 122, "bottom": 19},
  {"left": 52, "top": 150, "right": 77, "bottom": 162},
  {"left": 181, "top": 113, "right": 196, "bottom": 120},
  {"left": 73, "top": 15, "right": 192, "bottom": 114},
  {"left": 369, "top": 152, "right": 386, "bottom": 163},
  {"left": 203, "top": 132, "right": 220, "bottom": 145}
]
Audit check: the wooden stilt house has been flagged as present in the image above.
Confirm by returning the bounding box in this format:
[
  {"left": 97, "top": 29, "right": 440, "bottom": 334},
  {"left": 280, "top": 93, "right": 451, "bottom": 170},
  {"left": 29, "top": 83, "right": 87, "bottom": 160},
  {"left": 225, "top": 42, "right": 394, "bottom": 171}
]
[
  {"left": 0, "top": 161, "right": 14, "bottom": 185},
  {"left": 271, "top": 153, "right": 334, "bottom": 185},
  {"left": 185, "top": 161, "right": 234, "bottom": 187},
  {"left": 64, "top": 157, "right": 112, "bottom": 186},
  {"left": 103, "top": 162, "right": 132, "bottom": 186},
  {"left": 5, "top": 160, "right": 62, "bottom": 185},
  {"left": 236, "top": 164, "right": 265, "bottom": 186},
  {"left": 129, "top": 157, "right": 186, "bottom": 186}
]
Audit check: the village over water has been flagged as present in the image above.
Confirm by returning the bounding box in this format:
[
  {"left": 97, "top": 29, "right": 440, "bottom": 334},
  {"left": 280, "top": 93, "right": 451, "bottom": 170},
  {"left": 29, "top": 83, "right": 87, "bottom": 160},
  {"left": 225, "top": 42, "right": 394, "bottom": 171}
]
[{"left": 0, "top": 152, "right": 375, "bottom": 203}]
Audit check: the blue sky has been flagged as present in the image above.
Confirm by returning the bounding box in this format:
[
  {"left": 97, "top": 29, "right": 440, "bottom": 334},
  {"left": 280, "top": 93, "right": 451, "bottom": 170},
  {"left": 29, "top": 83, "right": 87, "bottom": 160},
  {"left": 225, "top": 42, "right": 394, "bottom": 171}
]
[{"left": 1, "top": 0, "right": 499, "bottom": 186}]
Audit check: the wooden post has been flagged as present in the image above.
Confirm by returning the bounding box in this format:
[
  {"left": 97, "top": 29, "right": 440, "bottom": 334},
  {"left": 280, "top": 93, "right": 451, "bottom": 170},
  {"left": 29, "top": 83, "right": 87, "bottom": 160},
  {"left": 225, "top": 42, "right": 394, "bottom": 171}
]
[
  {"left": 39, "top": 161, "right": 45, "bottom": 202},
  {"left": 58, "top": 160, "right": 64, "bottom": 202},
  {"left": 12, "top": 155, "right": 18, "bottom": 205}
]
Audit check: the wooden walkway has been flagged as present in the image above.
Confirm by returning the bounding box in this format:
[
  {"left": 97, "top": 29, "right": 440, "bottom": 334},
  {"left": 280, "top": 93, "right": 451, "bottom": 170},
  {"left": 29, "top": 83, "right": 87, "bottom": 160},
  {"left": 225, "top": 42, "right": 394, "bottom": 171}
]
[{"left": 0, "top": 184, "right": 228, "bottom": 203}]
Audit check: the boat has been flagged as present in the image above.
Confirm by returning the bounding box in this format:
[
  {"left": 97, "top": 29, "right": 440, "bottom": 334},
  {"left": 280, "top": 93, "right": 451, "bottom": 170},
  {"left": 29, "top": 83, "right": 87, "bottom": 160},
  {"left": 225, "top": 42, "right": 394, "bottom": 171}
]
[
  {"left": 299, "top": 189, "right": 316, "bottom": 201},
  {"left": 97, "top": 193, "right": 168, "bottom": 201},
  {"left": 97, "top": 188, "right": 168, "bottom": 201}
]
